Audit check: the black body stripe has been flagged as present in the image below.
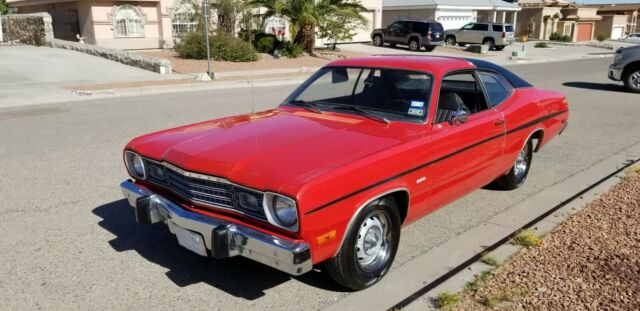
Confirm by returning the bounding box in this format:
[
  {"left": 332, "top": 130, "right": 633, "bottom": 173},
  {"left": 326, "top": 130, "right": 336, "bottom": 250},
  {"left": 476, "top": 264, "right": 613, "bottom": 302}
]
[{"left": 304, "top": 110, "right": 567, "bottom": 215}]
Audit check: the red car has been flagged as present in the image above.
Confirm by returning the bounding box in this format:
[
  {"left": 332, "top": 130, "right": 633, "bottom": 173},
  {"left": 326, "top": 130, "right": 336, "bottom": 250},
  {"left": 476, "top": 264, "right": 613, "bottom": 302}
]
[{"left": 120, "top": 56, "right": 569, "bottom": 290}]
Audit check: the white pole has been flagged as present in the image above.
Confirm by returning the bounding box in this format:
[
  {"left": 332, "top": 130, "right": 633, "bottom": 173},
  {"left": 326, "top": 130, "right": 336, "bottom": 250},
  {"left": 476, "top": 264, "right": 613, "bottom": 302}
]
[
  {"left": 0, "top": 16, "right": 4, "bottom": 42},
  {"left": 203, "top": 0, "right": 212, "bottom": 77}
]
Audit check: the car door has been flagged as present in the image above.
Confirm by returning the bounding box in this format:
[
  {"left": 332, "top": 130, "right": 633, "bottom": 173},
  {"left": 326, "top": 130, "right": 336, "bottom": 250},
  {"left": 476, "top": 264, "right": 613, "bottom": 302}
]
[
  {"left": 457, "top": 23, "right": 474, "bottom": 42},
  {"left": 469, "top": 23, "right": 488, "bottom": 43},
  {"left": 427, "top": 71, "right": 506, "bottom": 211},
  {"left": 387, "top": 21, "right": 406, "bottom": 43}
]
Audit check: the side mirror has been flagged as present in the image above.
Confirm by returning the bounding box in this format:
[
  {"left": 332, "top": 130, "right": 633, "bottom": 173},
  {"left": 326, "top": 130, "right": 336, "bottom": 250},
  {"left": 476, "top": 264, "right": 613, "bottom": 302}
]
[{"left": 450, "top": 108, "right": 469, "bottom": 125}]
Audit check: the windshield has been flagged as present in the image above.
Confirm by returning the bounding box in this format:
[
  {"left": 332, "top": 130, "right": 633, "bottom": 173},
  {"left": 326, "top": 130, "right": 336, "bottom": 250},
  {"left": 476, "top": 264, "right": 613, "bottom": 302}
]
[{"left": 284, "top": 67, "right": 433, "bottom": 122}]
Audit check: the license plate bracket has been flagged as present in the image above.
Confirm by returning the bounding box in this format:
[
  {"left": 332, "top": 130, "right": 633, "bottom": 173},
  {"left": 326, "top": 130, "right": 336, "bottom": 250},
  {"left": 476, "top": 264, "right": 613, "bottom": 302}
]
[{"left": 169, "top": 221, "right": 208, "bottom": 256}]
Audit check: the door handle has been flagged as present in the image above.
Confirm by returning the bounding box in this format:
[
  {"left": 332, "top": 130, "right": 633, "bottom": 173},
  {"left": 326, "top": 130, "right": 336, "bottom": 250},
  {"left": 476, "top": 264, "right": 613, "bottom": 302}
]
[{"left": 494, "top": 119, "right": 505, "bottom": 126}]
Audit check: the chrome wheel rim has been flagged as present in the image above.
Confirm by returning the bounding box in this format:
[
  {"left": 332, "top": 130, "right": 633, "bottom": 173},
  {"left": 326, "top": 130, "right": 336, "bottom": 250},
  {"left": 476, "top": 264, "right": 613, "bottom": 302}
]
[
  {"left": 631, "top": 71, "right": 640, "bottom": 88},
  {"left": 484, "top": 40, "right": 493, "bottom": 48},
  {"left": 514, "top": 143, "right": 529, "bottom": 179},
  {"left": 410, "top": 41, "right": 418, "bottom": 51},
  {"left": 374, "top": 37, "right": 381, "bottom": 46},
  {"left": 446, "top": 37, "right": 454, "bottom": 45},
  {"left": 356, "top": 211, "right": 391, "bottom": 272}
]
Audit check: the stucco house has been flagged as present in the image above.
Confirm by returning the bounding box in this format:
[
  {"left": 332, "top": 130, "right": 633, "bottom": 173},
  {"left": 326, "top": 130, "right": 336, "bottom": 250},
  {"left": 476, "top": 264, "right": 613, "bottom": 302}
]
[
  {"left": 585, "top": 3, "right": 640, "bottom": 36},
  {"left": 7, "top": 0, "right": 381, "bottom": 49},
  {"left": 516, "top": 0, "right": 601, "bottom": 42},
  {"left": 381, "top": 0, "right": 520, "bottom": 31}
]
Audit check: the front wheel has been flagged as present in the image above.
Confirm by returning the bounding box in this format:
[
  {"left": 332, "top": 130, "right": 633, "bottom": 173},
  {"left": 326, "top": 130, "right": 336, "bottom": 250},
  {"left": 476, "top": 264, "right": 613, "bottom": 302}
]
[
  {"left": 325, "top": 197, "right": 401, "bottom": 290},
  {"left": 372, "top": 35, "right": 383, "bottom": 47},
  {"left": 623, "top": 67, "right": 640, "bottom": 93},
  {"left": 445, "top": 36, "right": 456, "bottom": 45},
  {"left": 495, "top": 139, "right": 533, "bottom": 190}
]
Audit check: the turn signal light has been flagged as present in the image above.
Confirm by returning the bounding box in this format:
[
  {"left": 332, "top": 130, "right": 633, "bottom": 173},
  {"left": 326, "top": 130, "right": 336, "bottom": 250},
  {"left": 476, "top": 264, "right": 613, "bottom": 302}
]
[{"left": 316, "top": 230, "right": 337, "bottom": 246}]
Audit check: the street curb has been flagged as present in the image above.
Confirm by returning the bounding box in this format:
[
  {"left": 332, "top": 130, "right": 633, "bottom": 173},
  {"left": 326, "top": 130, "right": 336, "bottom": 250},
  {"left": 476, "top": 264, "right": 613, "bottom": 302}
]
[
  {"left": 322, "top": 140, "right": 640, "bottom": 311},
  {"left": 211, "top": 66, "right": 321, "bottom": 79}
]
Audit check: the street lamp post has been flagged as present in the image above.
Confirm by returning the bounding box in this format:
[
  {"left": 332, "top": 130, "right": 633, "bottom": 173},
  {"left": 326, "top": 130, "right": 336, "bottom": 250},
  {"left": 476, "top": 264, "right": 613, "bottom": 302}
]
[{"left": 203, "top": 0, "right": 212, "bottom": 77}]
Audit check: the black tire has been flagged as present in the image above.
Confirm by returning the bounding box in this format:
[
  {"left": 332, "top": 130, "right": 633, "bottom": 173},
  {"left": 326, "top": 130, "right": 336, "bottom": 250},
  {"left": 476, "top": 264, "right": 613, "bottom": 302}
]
[
  {"left": 483, "top": 38, "right": 495, "bottom": 50},
  {"left": 495, "top": 139, "right": 533, "bottom": 190},
  {"left": 408, "top": 39, "right": 420, "bottom": 51},
  {"left": 494, "top": 45, "right": 505, "bottom": 51},
  {"left": 457, "top": 42, "right": 466, "bottom": 47},
  {"left": 424, "top": 46, "right": 436, "bottom": 52},
  {"left": 325, "top": 196, "right": 401, "bottom": 290},
  {"left": 372, "top": 35, "right": 383, "bottom": 47},
  {"left": 623, "top": 66, "right": 640, "bottom": 93},
  {"left": 445, "top": 36, "right": 456, "bottom": 45}
]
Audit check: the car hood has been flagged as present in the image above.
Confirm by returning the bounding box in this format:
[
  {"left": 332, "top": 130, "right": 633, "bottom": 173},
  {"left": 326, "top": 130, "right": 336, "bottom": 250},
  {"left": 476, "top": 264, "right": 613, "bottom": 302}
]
[{"left": 127, "top": 107, "right": 419, "bottom": 197}]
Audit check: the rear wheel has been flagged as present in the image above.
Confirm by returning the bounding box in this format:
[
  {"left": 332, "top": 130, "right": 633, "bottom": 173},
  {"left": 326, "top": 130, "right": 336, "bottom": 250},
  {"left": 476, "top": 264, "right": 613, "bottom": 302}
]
[
  {"left": 372, "top": 35, "right": 383, "bottom": 47},
  {"left": 495, "top": 139, "right": 533, "bottom": 190},
  {"left": 408, "top": 39, "right": 420, "bottom": 51},
  {"left": 623, "top": 67, "right": 640, "bottom": 93},
  {"left": 445, "top": 36, "right": 456, "bottom": 45},
  {"left": 483, "top": 38, "right": 495, "bottom": 50},
  {"left": 494, "top": 45, "right": 505, "bottom": 51},
  {"left": 325, "top": 196, "right": 401, "bottom": 290}
]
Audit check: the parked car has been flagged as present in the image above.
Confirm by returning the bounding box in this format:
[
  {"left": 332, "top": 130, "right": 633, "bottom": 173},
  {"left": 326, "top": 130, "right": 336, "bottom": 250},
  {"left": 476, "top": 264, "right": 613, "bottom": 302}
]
[
  {"left": 120, "top": 56, "right": 569, "bottom": 290},
  {"left": 371, "top": 20, "right": 444, "bottom": 51},
  {"left": 609, "top": 45, "right": 640, "bottom": 93},
  {"left": 620, "top": 33, "right": 640, "bottom": 43},
  {"left": 444, "top": 22, "right": 515, "bottom": 50}
]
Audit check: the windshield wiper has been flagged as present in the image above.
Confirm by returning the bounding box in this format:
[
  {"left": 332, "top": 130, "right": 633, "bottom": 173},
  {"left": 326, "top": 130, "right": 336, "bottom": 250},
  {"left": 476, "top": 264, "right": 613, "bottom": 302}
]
[
  {"left": 331, "top": 105, "right": 389, "bottom": 124},
  {"left": 288, "top": 100, "right": 323, "bottom": 114}
]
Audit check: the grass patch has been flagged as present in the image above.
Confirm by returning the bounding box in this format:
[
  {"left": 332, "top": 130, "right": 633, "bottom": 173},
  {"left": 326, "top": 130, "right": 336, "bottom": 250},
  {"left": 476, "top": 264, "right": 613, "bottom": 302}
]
[
  {"left": 464, "top": 270, "right": 493, "bottom": 293},
  {"left": 480, "top": 254, "right": 501, "bottom": 267},
  {"left": 511, "top": 229, "right": 542, "bottom": 248},
  {"left": 534, "top": 42, "right": 549, "bottom": 48},
  {"left": 477, "top": 288, "right": 528, "bottom": 308},
  {"left": 434, "top": 292, "right": 460, "bottom": 310}
]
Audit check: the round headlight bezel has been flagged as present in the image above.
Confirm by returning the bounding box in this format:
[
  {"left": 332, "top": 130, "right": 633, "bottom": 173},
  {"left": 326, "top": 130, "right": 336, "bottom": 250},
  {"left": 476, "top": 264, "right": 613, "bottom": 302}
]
[
  {"left": 263, "top": 192, "right": 298, "bottom": 231},
  {"left": 124, "top": 151, "right": 146, "bottom": 180}
]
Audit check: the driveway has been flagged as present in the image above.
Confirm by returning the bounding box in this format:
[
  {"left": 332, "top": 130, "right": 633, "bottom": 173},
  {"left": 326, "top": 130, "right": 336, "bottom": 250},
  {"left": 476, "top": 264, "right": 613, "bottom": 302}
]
[
  {"left": 0, "top": 45, "right": 186, "bottom": 108},
  {"left": 1, "top": 58, "right": 639, "bottom": 310}
]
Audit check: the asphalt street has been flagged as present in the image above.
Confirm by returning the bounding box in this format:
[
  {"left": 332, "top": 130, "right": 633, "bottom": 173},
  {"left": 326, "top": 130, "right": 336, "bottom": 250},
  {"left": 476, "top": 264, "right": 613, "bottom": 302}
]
[{"left": 1, "top": 58, "right": 639, "bottom": 310}]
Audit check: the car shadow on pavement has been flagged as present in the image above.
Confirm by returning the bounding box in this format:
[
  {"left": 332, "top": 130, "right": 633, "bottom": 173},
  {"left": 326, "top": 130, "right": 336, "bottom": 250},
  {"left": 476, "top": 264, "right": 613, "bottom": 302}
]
[
  {"left": 563, "top": 82, "right": 626, "bottom": 92},
  {"left": 93, "top": 199, "right": 346, "bottom": 300}
]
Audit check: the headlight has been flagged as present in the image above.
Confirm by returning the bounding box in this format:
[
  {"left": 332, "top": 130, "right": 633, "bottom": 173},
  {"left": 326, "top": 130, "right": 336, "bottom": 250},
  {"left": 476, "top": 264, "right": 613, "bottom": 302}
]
[
  {"left": 264, "top": 193, "right": 298, "bottom": 231},
  {"left": 124, "top": 151, "right": 146, "bottom": 179},
  {"left": 274, "top": 196, "right": 297, "bottom": 227}
]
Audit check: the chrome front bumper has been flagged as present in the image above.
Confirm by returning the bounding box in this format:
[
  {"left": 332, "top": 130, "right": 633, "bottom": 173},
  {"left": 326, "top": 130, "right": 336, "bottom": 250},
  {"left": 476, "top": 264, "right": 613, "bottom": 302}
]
[{"left": 120, "top": 180, "right": 312, "bottom": 275}]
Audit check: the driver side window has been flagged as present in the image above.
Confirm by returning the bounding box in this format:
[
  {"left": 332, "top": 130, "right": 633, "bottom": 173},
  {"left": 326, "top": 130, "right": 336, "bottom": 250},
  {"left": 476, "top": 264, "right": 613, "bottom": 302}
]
[
  {"left": 462, "top": 23, "right": 474, "bottom": 30},
  {"left": 435, "top": 72, "right": 488, "bottom": 124}
]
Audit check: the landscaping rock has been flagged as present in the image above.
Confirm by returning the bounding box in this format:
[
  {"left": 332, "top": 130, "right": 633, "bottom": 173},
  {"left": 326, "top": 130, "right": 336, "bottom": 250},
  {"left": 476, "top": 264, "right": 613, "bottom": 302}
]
[{"left": 194, "top": 72, "right": 211, "bottom": 81}]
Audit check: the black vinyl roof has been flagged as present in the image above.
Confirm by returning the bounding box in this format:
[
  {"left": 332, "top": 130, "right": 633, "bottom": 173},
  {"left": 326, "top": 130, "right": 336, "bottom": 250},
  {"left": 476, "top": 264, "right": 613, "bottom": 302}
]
[{"left": 464, "top": 58, "right": 533, "bottom": 88}]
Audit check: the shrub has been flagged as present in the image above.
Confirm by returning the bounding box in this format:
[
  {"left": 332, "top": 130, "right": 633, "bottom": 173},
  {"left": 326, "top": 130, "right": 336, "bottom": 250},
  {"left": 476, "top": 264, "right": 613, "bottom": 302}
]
[
  {"left": 511, "top": 229, "right": 542, "bottom": 247},
  {"left": 175, "top": 32, "right": 257, "bottom": 62},
  {"left": 596, "top": 34, "right": 608, "bottom": 42},
  {"left": 534, "top": 41, "right": 549, "bottom": 48},
  {"left": 252, "top": 32, "right": 278, "bottom": 53},
  {"left": 279, "top": 41, "right": 303, "bottom": 58},
  {"left": 549, "top": 32, "right": 572, "bottom": 42},
  {"left": 434, "top": 292, "right": 460, "bottom": 310}
]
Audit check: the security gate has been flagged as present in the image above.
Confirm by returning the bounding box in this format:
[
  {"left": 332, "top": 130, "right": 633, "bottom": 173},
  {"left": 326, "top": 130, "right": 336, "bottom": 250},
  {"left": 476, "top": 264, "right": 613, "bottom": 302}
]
[{"left": 52, "top": 10, "right": 80, "bottom": 41}]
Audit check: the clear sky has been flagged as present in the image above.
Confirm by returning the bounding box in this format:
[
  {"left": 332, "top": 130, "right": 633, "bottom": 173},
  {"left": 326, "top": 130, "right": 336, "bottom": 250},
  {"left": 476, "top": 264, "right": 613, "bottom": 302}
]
[{"left": 572, "top": 0, "right": 639, "bottom": 3}]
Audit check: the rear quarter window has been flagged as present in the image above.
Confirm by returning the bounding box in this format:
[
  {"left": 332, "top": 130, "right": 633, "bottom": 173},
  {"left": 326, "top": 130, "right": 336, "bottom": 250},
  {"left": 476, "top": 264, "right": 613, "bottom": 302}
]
[
  {"left": 478, "top": 72, "right": 513, "bottom": 107},
  {"left": 505, "top": 25, "right": 514, "bottom": 32},
  {"left": 492, "top": 25, "right": 503, "bottom": 32}
]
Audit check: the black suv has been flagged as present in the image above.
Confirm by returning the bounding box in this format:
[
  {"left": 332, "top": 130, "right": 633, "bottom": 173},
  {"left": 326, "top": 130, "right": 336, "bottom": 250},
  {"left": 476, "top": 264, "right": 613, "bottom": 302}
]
[{"left": 371, "top": 20, "right": 444, "bottom": 52}]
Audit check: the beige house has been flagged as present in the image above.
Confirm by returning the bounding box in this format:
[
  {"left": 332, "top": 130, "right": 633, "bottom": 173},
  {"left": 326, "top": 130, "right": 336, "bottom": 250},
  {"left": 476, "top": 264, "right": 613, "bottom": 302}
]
[
  {"left": 516, "top": 0, "right": 601, "bottom": 42},
  {"left": 585, "top": 3, "right": 640, "bottom": 35},
  {"left": 7, "top": 0, "right": 382, "bottom": 49}
]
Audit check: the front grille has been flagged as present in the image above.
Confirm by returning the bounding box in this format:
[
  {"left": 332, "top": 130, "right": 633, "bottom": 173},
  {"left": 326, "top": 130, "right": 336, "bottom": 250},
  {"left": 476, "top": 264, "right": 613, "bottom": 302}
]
[{"left": 144, "top": 160, "right": 267, "bottom": 220}]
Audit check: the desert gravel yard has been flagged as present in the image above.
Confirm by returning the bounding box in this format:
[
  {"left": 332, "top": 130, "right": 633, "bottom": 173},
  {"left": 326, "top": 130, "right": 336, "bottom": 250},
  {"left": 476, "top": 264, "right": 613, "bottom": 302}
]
[{"left": 454, "top": 170, "right": 640, "bottom": 310}]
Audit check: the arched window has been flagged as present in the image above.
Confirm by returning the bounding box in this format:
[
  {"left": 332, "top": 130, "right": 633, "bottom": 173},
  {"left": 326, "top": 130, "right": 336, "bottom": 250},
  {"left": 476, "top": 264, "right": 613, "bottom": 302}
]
[
  {"left": 114, "top": 5, "right": 144, "bottom": 37},
  {"left": 172, "top": 0, "right": 198, "bottom": 37}
]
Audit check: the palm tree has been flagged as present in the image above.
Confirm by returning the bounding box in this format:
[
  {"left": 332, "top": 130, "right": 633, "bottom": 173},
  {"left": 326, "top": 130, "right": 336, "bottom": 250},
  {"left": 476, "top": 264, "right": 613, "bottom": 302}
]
[{"left": 250, "top": 0, "right": 367, "bottom": 53}]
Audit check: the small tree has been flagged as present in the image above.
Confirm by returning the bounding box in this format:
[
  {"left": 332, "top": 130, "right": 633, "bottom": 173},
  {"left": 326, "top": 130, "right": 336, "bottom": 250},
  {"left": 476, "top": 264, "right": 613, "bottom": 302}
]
[
  {"left": 0, "top": 0, "right": 9, "bottom": 14},
  {"left": 318, "top": 9, "right": 365, "bottom": 50}
]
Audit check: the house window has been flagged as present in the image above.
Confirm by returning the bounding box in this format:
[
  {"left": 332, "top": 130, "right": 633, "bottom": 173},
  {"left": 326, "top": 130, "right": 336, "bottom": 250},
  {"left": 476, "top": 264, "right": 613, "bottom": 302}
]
[
  {"left": 172, "top": 0, "right": 198, "bottom": 37},
  {"left": 114, "top": 5, "right": 144, "bottom": 37}
]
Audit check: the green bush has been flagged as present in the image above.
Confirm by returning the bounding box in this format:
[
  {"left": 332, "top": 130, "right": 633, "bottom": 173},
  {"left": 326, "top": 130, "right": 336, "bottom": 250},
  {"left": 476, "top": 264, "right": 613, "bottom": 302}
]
[
  {"left": 596, "top": 34, "right": 608, "bottom": 42},
  {"left": 175, "top": 32, "right": 257, "bottom": 62},
  {"left": 279, "top": 41, "right": 303, "bottom": 58},
  {"left": 253, "top": 32, "right": 278, "bottom": 53},
  {"left": 534, "top": 41, "right": 549, "bottom": 48},
  {"left": 549, "top": 32, "right": 572, "bottom": 42}
]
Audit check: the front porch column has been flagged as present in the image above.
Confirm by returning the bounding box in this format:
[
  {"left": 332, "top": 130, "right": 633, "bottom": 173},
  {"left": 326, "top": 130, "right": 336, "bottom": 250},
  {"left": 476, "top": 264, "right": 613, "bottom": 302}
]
[
  {"left": 512, "top": 11, "right": 518, "bottom": 33},
  {"left": 158, "top": 0, "right": 173, "bottom": 48},
  {"left": 551, "top": 18, "right": 558, "bottom": 36},
  {"left": 492, "top": 10, "right": 497, "bottom": 22},
  {"left": 501, "top": 11, "right": 506, "bottom": 23}
]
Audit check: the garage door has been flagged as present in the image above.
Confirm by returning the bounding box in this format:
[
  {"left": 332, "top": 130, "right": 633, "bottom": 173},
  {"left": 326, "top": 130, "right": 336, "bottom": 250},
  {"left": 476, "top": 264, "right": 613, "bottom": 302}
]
[
  {"left": 611, "top": 26, "right": 624, "bottom": 40},
  {"left": 576, "top": 23, "right": 593, "bottom": 41},
  {"left": 351, "top": 11, "right": 375, "bottom": 42}
]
